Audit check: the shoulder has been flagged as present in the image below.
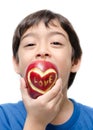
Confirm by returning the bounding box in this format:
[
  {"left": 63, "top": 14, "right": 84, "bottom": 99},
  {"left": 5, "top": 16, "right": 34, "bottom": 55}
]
[
  {"left": 0, "top": 100, "right": 26, "bottom": 116},
  {"left": 0, "top": 101, "right": 26, "bottom": 129},
  {"left": 0, "top": 100, "right": 25, "bottom": 112},
  {"left": 71, "top": 99, "right": 93, "bottom": 119},
  {"left": 78, "top": 101, "right": 93, "bottom": 116},
  {"left": 69, "top": 99, "right": 93, "bottom": 129},
  {"left": 71, "top": 98, "right": 93, "bottom": 111}
]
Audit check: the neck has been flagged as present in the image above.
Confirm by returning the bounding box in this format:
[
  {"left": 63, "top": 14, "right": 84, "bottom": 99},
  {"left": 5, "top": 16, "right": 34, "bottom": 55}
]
[{"left": 51, "top": 97, "right": 74, "bottom": 125}]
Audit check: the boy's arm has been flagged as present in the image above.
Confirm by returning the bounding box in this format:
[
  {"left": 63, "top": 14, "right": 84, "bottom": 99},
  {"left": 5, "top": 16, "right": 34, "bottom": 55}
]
[{"left": 23, "top": 116, "right": 45, "bottom": 130}]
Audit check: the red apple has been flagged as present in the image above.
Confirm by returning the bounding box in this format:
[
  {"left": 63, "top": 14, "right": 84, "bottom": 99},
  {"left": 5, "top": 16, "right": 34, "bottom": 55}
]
[{"left": 25, "top": 60, "right": 58, "bottom": 99}]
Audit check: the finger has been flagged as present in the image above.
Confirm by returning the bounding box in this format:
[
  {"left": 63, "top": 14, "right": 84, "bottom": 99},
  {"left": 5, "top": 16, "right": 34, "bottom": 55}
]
[
  {"left": 49, "top": 86, "right": 63, "bottom": 105},
  {"left": 48, "top": 89, "right": 63, "bottom": 111},
  {"left": 38, "top": 78, "right": 62, "bottom": 102}
]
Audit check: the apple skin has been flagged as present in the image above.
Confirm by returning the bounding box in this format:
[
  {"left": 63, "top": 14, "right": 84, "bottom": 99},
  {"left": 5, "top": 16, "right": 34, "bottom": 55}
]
[{"left": 25, "top": 60, "right": 58, "bottom": 99}]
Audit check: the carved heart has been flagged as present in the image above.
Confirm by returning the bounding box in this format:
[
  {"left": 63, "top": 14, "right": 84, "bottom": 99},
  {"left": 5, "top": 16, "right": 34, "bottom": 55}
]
[{"left": 27, "top": 68, "right": 57, "bottom": 94}]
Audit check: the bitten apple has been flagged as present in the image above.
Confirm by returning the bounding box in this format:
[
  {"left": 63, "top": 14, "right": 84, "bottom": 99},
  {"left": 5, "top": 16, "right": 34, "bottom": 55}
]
[{"left": 25, "top": 60, "right": 58, "bottom": 98}]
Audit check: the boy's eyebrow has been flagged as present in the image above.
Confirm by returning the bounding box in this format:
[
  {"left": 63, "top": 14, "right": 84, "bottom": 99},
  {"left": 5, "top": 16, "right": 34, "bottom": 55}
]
[
  {"left": 21, "top": 31, "right": 68, "bottom": 41},
  {"left": 48, "top": 31, "right": 68, "bottom": 40},
  {"left": 21, "top": 33, "right": 36, "bottom": 41}
]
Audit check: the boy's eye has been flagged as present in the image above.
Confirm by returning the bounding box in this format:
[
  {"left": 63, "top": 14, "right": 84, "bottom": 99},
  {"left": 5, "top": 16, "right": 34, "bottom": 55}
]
[
  {"left": 25, "top": 43, "right": 36, "bottom": 47},
  {"left": 51, "top": 42, "right": 62, "bottom": 45}
]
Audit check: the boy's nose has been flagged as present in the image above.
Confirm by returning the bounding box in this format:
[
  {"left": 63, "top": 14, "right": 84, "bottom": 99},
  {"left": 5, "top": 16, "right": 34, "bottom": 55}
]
[{"left": 36, "top": 51, "right": 51, "bottom": 59}]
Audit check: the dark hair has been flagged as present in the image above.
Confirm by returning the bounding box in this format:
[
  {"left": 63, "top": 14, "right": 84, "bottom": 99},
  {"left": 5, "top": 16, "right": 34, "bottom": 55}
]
[{"left": 12, "top": 9, "right": 82, "bottom": 88}]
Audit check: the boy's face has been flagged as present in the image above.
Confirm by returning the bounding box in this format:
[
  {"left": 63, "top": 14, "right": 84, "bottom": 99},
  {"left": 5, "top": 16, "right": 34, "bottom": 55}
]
[{"left": 13, "top": 20, "right": 80, "bottom": 88}]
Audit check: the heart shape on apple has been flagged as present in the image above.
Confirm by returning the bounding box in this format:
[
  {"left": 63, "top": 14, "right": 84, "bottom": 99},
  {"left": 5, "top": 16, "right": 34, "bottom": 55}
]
[{"left": 25, "top": 60, "right": 58, "bottom": 98}]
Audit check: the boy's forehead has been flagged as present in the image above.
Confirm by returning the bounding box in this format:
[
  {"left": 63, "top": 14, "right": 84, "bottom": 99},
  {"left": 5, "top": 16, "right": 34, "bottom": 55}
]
[{"left": 21, "top": 20, "right": 68, "bottom": 39}]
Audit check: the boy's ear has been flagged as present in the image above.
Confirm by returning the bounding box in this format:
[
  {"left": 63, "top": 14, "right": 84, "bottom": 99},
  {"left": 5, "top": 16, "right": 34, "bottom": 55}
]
[
  {"left": 12, "top": 56, "right": 20, "bottom": 74},
  {"left": 71, "top": 58, "right": 81, "bottom": 73}
]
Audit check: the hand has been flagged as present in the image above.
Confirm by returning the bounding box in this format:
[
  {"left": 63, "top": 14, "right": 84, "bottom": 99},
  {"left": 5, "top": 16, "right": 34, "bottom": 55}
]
[{"left": 20, "top": 77, "right": 63, "bottom": 129}]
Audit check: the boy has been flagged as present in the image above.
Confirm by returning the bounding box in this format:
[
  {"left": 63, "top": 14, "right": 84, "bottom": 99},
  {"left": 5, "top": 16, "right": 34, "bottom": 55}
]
[{"left": 0, "top": 9, "right": 93, "bottom": 130}]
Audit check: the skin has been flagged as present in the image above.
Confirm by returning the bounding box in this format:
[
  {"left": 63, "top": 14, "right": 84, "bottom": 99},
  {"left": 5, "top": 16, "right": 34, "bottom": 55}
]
[{"left": 13, "top": 20, "right": 81, "bottom": 130}]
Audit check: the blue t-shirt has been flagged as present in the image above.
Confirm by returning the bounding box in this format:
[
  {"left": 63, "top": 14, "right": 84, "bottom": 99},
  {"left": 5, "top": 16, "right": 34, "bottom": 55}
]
[{"left": 0, "top": 99, "right": 93, "bottom": 130}]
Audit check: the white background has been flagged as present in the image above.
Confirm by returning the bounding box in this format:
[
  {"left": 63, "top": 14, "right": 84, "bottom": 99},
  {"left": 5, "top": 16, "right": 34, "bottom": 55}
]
[{"left": 0, "top": 0, "right": 93, "bottom": 106}]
